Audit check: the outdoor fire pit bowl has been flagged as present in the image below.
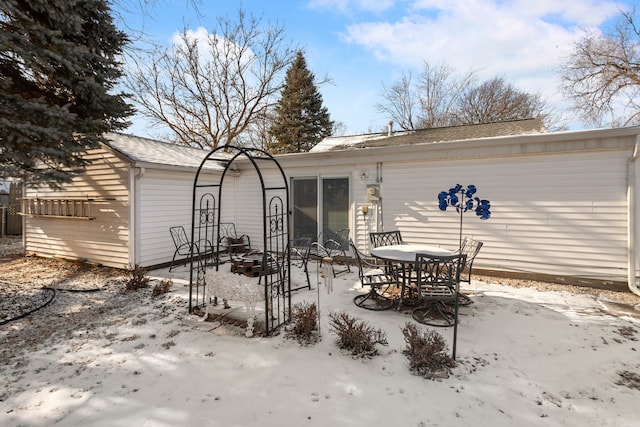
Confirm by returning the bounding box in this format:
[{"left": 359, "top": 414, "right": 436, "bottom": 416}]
[{"left": 230, "top": 252, "right": 277, "bottom": 277}]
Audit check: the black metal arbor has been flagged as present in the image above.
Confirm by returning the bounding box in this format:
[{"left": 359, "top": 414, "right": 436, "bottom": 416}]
[{"left": 188, "top": 146, "right": 290, "bottom": 335}]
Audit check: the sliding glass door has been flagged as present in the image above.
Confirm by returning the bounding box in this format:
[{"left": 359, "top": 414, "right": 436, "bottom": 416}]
[
  {"left": 292, "top": 178, "right": 317, "bottom": 240},
  {"left": 292, "top": 177, "right": 349, "bottom": 241},
  {"left": 321, "top": 178, "right": 349, "bottom": 240}
]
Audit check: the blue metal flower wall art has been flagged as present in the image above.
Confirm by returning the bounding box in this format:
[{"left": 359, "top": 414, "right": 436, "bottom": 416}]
[{"left": 438, "top": 184, "right": 491, "bottom": 248}]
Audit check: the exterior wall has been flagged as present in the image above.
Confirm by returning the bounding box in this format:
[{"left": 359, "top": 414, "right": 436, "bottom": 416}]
[
  {"left": 23, "top": 128, "right": 639, "bottom": 286},
  {"left": 251, "top": 161, "right": 361, "bottom": 243},
  {"left": 269, "top": 128, "right": 640, "bottom": 286},
  {"left": 233, "top": 163, "right": 292, "bottom": 252},
  {"left": 24, "top": 147, "right": 131, "bottom": 268},
  {"left": 136, "top": 168, "right": 225, "bottom": 267},
  {"left": 136, "top": 168, "right": 193, "bottom": 266},
  {"left": 378, "top": 149, "right": 630, "bottom": 282},
  {"left": 353, "top": 164, "right": 378, "bottom": 251}
]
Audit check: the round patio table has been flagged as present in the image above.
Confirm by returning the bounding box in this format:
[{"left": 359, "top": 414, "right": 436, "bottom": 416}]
[
  {"left": 370, "top": 243, "right": 453, "bottom": 263},
  {"left": 370, "top": 244, "right": 455, "bottom": 310}
]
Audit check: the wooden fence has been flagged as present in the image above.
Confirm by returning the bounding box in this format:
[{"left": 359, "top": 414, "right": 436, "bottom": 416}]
[{"left": 1, "top": 182, "right": 22, "bottom": 236}]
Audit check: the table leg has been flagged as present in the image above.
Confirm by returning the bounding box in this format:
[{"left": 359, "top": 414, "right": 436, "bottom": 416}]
[{"left": 396, "top": 262, "right": 411, "bottom": 311}]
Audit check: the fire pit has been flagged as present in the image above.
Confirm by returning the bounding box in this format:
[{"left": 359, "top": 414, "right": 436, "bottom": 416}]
[{"left": 230, "top": 252, "right": 277, "bottom": 277}]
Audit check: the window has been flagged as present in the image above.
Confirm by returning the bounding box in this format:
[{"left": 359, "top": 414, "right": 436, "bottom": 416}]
[
  {"left": 292, "top": 178, "right": 317, "bottom": 239},
  {"left": 291, "top": 177, "right": 349, "bottom": 240}
]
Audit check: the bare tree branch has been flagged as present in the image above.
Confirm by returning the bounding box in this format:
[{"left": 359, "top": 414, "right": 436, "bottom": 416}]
[
  {"left": 416, "top": 62, "right": 477, "bottom": 129},
  {"left": 376, "top": 71, "right": 417, "bottom": 130},
  {"left": 560, "top": 8, "right": 640, "bottom": 127},
  {"left": 454, "top": 76, "right": 554, "bottom": 126},
  {"left": 378, "top": 61, "right": 561, "bottom": 130},
  {"left": 125, "top": 8, "right": 296, "bottom": 149}
]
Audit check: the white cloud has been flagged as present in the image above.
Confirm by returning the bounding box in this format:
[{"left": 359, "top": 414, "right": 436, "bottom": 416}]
[
  {"left": 169, "top": 26, "right": 255, "bottom": 68},
  {"left": 341, "top": 0, "right": 627, "bottom": 110},
  {"left": 171, "top": 26, "right": 210, "bottom": 46}
]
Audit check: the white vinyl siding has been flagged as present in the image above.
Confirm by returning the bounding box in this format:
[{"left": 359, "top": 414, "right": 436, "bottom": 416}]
[
  {"left": 24, "top": 148, "right": 130, "bottom": 268},
  {"left": 233, "top": 171, "right": 266, "bottom": 251},
  {"left": 137, "top": 168, "right": 223, "bottom": 266},
  {"left": 21, "top": 127, "right": 640, "bottom": 287},
  {"left": 380, "top": 150, "right": 629, "bottom": 280}
]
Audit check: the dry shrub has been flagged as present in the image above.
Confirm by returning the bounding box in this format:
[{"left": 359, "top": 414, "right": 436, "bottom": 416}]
[
  {"left": 402, "top": 322, "right": 456, "bottom": 379},
  {"left": 328, "top": 311, "right": 387, "bottom": 358},
  {"left": 285, "top": 302, "right": 320, "bottom": 345},
  {"left": 152, "top": 278, "right": 173, "bottom": 297},
  {"left": 285, "top": 303, "right": 320, "bottom": 346},
  {"left": 616, "top": 370, "right": 640, "bottom": 390},
  {"left": 124, "top": 264, "right": 150, "bottom": 292}
]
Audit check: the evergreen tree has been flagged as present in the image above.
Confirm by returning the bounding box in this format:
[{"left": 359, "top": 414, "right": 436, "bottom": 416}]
[
  {"left": 0, "top": 0, "right": 132, "bottom": 188},
  {"left": 269, "top": 51, "right": 333, "bottom": 153}
]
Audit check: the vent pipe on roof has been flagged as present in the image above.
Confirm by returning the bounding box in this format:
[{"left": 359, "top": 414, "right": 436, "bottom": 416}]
[{"left": 387, "top": 121, "right": 393, "bottom": 137}]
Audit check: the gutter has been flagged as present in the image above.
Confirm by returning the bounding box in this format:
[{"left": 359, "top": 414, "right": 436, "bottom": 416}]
[
  {"left": 129, "top": 166, "right": 145, "bottom": 267},
  {"left": 628, "top": 135, "right": 640, "bottom": 296}
]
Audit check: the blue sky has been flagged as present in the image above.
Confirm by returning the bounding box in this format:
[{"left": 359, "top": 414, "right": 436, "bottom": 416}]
[{"left": 119, "top": 0, "right": 640, "bottom": 139}]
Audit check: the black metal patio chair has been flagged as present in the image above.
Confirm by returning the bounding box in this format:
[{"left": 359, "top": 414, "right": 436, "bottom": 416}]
[
  {"left": 410, "top": 252, "right": 466, "bottom": 359},
  {"left": 455, "top": 236, "right": 484, "bottom": 284},
  {"left": 349, "top": 240, "right": 398, "bottom": 311},
  {"left": 218, "top": 222, "right": 252, "bottom": 262},
  {"left": 312, "top": 228, "right": 351, "bottom": 277},
  {"left": 369, "top": 230, "right": 404, "bottom": 248},
  {"left": 410, "top": 253, "right": 466, "bottom": 327},
  {"left": 369, "top": 230, "right": 405, "bottom": 276},
  {"left": 451, "top": 237, "right": 484, "bottom": 306},
  {"left": 169, "top": 226, "right": 212, "bottom": 271},
  {"left": 289, "top": 237, "right": 313, "bottom": 290}
]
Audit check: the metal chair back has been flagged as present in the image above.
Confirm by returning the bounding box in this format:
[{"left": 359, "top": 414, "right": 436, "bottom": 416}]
[
  {"left": 457, "top": 237, "right": 483, "bottom": 283},
  {"left": 169, "top": 226, "right": 195, "bottom": 271},
  {"left": 289, "top": 237, "right": 313, "bottom": 290},
  {"left": 218, "top": 222, "right": 251, "bottom": 259},
  {"left": 413, "top": 253, "right": 466, "bottom": 301},
  {"left": 313, "top": 228, "right": 351, "bottom": 276},
  {"left": 170, "top": 226, "right": 191, "bottom": 254},
  {"left": 348, "top": 240, "right": 396, "bottom": 311},
  {"left": 369, "top": 230, "right": 404, "bottom": 248},
  {"left": 411, "top": 253, "right": 467, "bottom": 359}
]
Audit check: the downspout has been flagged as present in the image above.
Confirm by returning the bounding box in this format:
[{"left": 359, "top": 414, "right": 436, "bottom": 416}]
[
  {"left": 376, "top": 162, "right": 383, "bottom": 231},
  {"left": 627, "top": 136, "right": 640, "bottom": 296},
  {"left": 130, "top": 166, "right": 145, "bottom": 267}
]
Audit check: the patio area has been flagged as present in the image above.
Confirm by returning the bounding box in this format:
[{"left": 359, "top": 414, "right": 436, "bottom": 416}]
[{"left": 1, "top": 254, "right": 640, "bottom": 426}]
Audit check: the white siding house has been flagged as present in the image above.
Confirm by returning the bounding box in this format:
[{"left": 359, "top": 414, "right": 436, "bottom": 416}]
[
  {"left": 20, "top": 123, "right": 640, "bottom": 294},
  {"left": 22, "top": 133, "right": 223, "bottom": 269},
  {"left": 244, "top": 123, "right": 640, "bottom": 292}
]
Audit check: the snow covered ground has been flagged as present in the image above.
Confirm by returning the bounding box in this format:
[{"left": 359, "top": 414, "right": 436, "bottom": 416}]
[{"left": 1, "top": 258, "right": 640, "bottom": 426}]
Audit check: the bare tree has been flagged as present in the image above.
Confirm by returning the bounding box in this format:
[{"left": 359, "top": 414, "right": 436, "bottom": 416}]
[
  {"left": 379, "top": 61, "right": 562, "bottom": 130},
  {"left": 454, "top": 76, "right": 553, "bottom": 125},
  {"left": 560, "top": 8, "right": 640, "bottom": 127},
  {"left": 332, "top": 121, "right": 348, "bottom": 136},
  {"left": 377, "top": 72, "right": 417, "bottom": 130},
  {"left": 377, "top": 62, "right": 476, "bottom": 130},
  {"left": 245, "top": 107, "right": 277, "bottom": 151},
  {"left": 126, "top": 8, "right": 296, "bottom": 149},
  {"left": 416, "top": 62, "right": 476, "bottom": 129}
]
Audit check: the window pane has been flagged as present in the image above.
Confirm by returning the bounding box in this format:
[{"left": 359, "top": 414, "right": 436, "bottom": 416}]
[
  {"left": 322, "top": 178, "right": 349, "bottom": 238},
  {"left": 292, "top": 178, "right": 317, "bottom": 240}
]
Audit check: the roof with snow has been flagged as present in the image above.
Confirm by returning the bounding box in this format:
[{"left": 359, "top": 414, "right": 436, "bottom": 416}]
[
  {"left": 310, "top": 118, "right": 546, "bottom": 152},
  {"left": 103, "top": 133, "right": 225, "bottom": 171}
]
